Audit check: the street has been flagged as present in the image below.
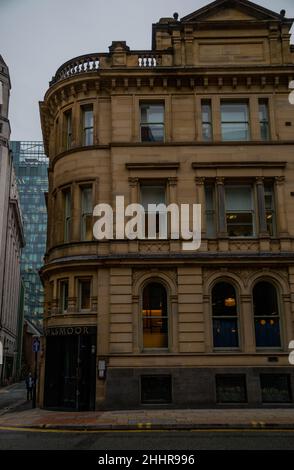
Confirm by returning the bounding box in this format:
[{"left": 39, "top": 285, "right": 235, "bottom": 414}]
[
  {"left": 0, "top": 382, "right": 27, "bottom": 414},
  {"left": 0, "top": 429, "right": 294, "bottom": 450}
]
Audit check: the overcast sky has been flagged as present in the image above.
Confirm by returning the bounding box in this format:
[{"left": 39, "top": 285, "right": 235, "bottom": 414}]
[{"left": 1, "top": 0, "right": 294, "bottom": 141}]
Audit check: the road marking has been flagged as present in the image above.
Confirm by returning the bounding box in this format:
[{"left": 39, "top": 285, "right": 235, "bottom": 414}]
[{"left": 0, "top": 426, "right": 294, "bottom": 434}]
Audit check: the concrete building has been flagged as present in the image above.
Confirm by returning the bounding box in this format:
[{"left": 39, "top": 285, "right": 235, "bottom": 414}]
[
  {"left": 39, "top": 0, "right": 294, "bottom": 410},
  {"left": 0, "top": 56, "right": 25, "bottom": 383}
]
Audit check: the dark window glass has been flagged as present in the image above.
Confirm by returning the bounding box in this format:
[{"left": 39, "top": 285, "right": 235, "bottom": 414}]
[
  {"left": 221, "top": 102, "right": 249, "bottom": 141},
  {"left": 141, "top": 375, "right": 172, "bottom": 404},
  {"left": 260, "top": 374, "right": 291, "bottom": 403},
  {"left": 140, "top": 103, "right": 164, "bottom": 142},
  {"left": 64, "top": 110, "right": 72, "bottom": 149},
  {"left": 259, "top": 99, "right": 270, "bottom": 141},
  {"left": 202, "top": 100, "right": 212, "bottom": 141},
  {"left": 142, "top": 282, "right": 168, "bottom": 348},
  {"left": 205, "top": 185, "right": 216, "bottom": 238},
  {"left": 212, "top": 282, "right": 239, "bottom": 348},
  {"left": 216, "top": 375, "right": 247, "bottom": 403},
  {"left": 63, "top": 189, "right": 71, "bottom": 242},
  {"left": 264, "top": 185, "right": 276, "bottom": 236},
  {"left": 60, "top": 280, "right": 68, "bottom": 313},
  {"left": 79, "top": 279, "right": 91, "bottom": 310},
  {"left": 81, "top": 186, "right": 93, "bottom": 241},
  {"left": 253, "top": 282, "right": 281, "bottom": 348}
]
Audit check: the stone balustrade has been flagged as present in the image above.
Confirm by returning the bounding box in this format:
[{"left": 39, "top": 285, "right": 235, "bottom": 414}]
[{"left": 50, "top": 50, "right": 165, "bottom": 85}]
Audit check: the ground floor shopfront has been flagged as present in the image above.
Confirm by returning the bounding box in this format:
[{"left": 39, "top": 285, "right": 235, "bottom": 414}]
[{"left": 40, "top": 263, "right": 294, "bottom": 411}]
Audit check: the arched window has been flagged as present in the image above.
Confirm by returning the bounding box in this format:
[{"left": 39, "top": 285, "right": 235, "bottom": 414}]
[
  {"left": 142, "top": 282, "right": 168, "bottom": 349},
  {"left": 253, "top": 281, "right": 281, "bottom": 348},
  {"left": 212, "top": 282, "right": 239, "bottom": 348}
]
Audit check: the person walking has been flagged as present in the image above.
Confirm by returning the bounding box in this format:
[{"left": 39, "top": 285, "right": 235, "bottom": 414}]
[{"left": 25, "top": 372, "right": 34, "bottom": 401}]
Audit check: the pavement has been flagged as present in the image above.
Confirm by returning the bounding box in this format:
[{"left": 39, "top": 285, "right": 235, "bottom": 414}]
[{"left": 0, "top": 382, "right": 294, "bottom": 431}]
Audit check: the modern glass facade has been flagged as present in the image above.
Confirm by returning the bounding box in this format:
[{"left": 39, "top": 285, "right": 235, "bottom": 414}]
[{"left": 10, "top": 141, "right": 48, "bottom": 327}]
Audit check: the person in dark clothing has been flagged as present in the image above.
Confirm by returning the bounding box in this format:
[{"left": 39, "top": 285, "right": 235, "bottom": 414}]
[{"left": 25, "top": 372, "right": 34, "bottom": 401}]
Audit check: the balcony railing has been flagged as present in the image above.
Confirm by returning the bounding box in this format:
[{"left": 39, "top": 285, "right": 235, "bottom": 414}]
[{"left": 50, "top": 50, "right": 166, "bottom": 86}]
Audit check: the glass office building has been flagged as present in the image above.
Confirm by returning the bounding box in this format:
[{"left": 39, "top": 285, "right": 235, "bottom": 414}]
[{"left": 10, "top": 141, "right": 48, "bottom": 327}]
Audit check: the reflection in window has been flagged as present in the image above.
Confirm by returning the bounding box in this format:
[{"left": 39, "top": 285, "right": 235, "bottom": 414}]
[
  {"left": 81, "top": 186, "right": 93, "bottom": 241},
  {"left": 140, "top": 184, "right": 166, "bottom": 236},
  {"left": 201, "top": 100, "right": 212, "bottom": 141},
  {"left": 253, "top": 281, "right": 281, "bottom": 348},
  {"left": 140, "top": 103, "right": 164, "bottom": 142},
  {"left": 82, "top": 105, "right": 94, "bottom": 146},
  {"left": 63, "top": 189, "right": 71, "bottom": 242},
  {"left": 221, "top": 102, "right": 249, "bottom": 141},
  {"left": 259, "top": 99, "right": 270, "bottom": 141},
  {"left": 142, "top": 282, "right": 168, "bottom": 348},
  {"left": 264, "top": 185, "right": 276, "bottom": 236},
  {"left": 212, "top": 282, "right": 239, "bottom": 348},
  {"left": 225, "top": 186, "right": 254, "bottom": 237}
]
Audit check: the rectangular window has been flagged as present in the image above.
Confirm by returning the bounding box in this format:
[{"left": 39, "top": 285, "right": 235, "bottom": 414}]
[
  {"left": 202, "top": 100, "right": 212, "bottom": 141},
  {"left": 264, "top": 184, "right": 276, "bottom": 236},
  {"left": 81, "top": 186, "right": 93, "bottom": 241},
  {"left": 140, "top": 103, "right": 164, "bottom": 142},
  {"left": 63, "top": 189, "right": 71, "bottom": 242},
  {"left": 59, "top": 280, "right": 68, "bottom": 314},
  {"left": 141, "top": 375, "right": 172, "bottom": 404},
  {"left": 64, "top": 110, "right": 72, "bottom": 149},
  {"left": 82, "top": 105, "right": 94, "bottom": 146},
  {"left": 140, "top": 184, "right": 166, "bottom": 236},
  {"left": 260, "top": 374, "right": 292, "bottom": 403},
  {"left": 216, "top": 375, "right": 247, "bottom": 403},
  {"left": 205, "top": 185, "right": 216, "bottom": 237},
  {"left": 259, "top": 99, "right": 270, "bottom": 141},
  {"left": 79, "top": 279, "right": 91, "bottom": 310},
  {"left": 225, "top": 186, "right": 254, "bottom": 237},
  {"left": 221, "top": 101, "right": 250, "bottom": 141}
]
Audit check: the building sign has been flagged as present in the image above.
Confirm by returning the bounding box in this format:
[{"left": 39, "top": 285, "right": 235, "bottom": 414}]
[{"left": 44, "top": 326, "right": 96, "bottom": 336}]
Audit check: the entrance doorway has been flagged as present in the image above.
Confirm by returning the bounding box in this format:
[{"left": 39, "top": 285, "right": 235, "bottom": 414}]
[{"left": 44, "top": 330, "right": 96, "bottom": 411}]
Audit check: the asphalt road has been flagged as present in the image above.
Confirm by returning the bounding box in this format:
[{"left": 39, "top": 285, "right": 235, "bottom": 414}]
[
  {"left": 0, "top": 429, "right": 294, "bottom": 450},
  {"left": 0, "top": 382, "right": 27, "bottom": 413}
]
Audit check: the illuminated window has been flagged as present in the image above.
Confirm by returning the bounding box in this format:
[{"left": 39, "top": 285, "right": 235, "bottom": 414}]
[
  {"left": 225, "top": 186, "right": 254, "bottom": 237},
  {"left": 142, "top": 282, "right": 168, "bottom": 349},
  {"left": 212, "top": 282, "right": 239, "bottom": 348},
  {"left": 253, "top": 281, "right": 281, "bottom": 348},
  {"left": 264, "top": 185, "right": 276, "bottom": 236}
]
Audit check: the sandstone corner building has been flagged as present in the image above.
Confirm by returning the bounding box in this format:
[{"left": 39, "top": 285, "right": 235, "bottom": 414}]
[{"left": 39, "top": 0, "right": 294, "bottom": 410}]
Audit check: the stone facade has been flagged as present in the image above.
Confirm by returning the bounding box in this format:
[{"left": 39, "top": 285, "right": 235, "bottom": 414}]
[
  {"left": 39, "top": 0, "right": 294, "bottom": 410},
  {"left": 0, "top": 56, "right": 25, "bottom": 383}
]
